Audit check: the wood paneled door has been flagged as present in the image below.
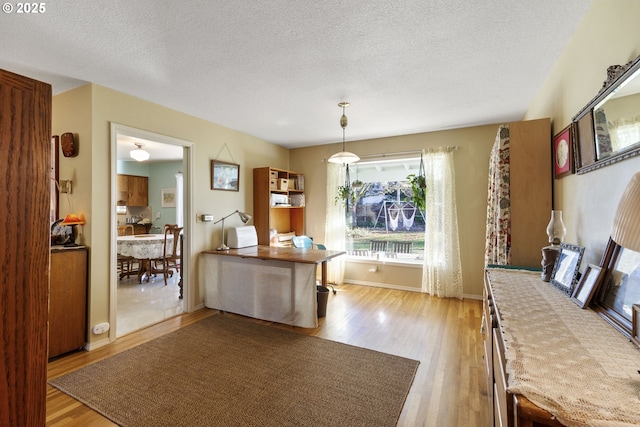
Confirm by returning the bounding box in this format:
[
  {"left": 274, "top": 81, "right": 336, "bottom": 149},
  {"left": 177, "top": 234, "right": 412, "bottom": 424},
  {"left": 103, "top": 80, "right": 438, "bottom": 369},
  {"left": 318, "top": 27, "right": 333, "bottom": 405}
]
[{"left": 0, "top": 68, "right": 52, "bottom": 426}]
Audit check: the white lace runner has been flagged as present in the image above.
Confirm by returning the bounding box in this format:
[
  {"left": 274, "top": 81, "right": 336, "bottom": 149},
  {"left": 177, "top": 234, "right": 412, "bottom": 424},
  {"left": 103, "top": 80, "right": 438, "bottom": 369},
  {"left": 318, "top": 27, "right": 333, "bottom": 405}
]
[{"left": 487, "top": 268, "right": 640, "bottom": 427}]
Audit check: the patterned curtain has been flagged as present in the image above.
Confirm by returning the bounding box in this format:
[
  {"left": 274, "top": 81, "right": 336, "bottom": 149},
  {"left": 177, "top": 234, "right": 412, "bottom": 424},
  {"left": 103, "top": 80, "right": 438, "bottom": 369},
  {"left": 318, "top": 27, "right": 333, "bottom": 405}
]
[
  {"left": 484, "top": 125, "right": 511, "bottom": 266},
  {"left": 325, "top": 162, "right": 346, "bottom": 284},
  {"left": 421, "top": 149, "right": 463, "bottom": 298}
]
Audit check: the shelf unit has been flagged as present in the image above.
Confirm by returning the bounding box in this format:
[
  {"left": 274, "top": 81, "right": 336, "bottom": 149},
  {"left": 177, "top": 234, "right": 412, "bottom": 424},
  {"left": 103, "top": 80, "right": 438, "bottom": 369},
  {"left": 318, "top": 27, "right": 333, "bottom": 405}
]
[{"left": 253, "top": 167, "right": 305, "bottom": 245}]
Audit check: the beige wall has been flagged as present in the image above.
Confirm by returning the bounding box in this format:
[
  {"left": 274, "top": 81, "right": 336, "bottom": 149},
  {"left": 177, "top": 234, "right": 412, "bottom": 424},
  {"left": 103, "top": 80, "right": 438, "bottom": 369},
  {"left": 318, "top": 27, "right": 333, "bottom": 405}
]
[
  {"left": 524, "top": 0, "right": 640, "bottom": 267},
  {"left": 53, "top": 84, "right": 288, "bottom": 345},
  {"left": 290, "top": 125, "right": 499, "bottom": 297}
]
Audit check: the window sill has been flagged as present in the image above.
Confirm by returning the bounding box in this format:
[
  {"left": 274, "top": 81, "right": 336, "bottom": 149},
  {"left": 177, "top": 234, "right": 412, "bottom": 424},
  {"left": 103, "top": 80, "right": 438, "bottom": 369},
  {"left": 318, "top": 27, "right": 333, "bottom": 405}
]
[{"left": 346, "top": 255, "right": 423, "bottom": 268}]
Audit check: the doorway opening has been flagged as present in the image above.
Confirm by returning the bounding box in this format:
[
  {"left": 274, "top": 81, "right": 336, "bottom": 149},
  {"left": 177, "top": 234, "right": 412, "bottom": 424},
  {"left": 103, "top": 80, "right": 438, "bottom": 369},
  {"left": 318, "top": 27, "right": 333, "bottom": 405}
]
[{"left": 110, "top": 123, "right": 194, "bottom": 340}]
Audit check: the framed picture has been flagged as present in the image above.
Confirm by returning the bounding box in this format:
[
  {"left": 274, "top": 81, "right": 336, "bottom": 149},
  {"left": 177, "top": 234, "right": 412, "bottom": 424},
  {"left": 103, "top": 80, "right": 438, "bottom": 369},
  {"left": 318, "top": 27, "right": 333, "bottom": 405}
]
[
  {"left": 593, "top": 239, "right": 640, "bottom": 337},
  {"left": 550, "top": 243, "right": 585, "bottom": 295},
  {"left": 211, "top": 160, "right": 240, "bottom": 191},
  {"left": 553, "top": 124, "right": 574, "bottom": 178},
  {"left": 161, "top": 188, "right": 176, "bottom": 207},
  {"left": 571, "top": 264, "right": 602, "bottom": 308}
]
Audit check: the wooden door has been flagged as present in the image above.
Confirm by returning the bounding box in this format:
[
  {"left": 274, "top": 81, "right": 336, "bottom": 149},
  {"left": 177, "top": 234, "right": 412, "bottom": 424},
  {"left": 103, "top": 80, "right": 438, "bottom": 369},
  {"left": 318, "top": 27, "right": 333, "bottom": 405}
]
[{"left": 0, "top": 68, "right": 51, "bottom": 426}]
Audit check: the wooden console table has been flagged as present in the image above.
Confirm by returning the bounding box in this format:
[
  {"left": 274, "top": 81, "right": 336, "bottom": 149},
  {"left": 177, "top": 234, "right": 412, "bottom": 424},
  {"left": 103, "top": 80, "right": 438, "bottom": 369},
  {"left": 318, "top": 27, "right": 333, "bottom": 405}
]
[
  {"left": 484, "top": 268, "right": 640, "bottom": 427},
  {"left": 201, "top": 246, "right": 344, "bottom": 328}
]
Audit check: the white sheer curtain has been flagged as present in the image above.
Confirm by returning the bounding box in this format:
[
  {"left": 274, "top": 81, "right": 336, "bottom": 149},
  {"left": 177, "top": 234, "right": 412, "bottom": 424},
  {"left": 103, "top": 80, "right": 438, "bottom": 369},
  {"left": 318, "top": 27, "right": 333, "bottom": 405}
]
[
  {"left": 421, "top": 149, "right": 463, "bottom": 298},
  {"left": 325, "top": 162, "right": 346, "bottom": 285},
  {"left": 175, "top": 172, "right": 183, "bottom": 228}
]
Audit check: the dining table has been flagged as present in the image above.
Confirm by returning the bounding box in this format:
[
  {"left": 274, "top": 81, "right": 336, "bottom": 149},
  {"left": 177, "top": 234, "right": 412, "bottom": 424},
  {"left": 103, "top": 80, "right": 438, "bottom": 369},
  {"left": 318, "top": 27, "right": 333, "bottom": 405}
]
[{"left": 117, "top": 234, "right": 173, "bottom": 283}]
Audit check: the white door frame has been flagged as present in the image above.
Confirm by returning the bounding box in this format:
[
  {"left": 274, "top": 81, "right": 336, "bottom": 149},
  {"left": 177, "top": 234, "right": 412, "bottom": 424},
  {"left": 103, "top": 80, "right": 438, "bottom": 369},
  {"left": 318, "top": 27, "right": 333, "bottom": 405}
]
[{"left": 109, "top": 123, "right": 195, "bottom": 342}]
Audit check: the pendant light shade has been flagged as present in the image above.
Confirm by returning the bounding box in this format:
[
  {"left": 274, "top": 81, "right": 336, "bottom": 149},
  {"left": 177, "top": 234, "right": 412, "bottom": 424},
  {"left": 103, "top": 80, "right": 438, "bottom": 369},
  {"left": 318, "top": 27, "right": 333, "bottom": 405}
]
[
  {"left": 130, "top": 142, "right": 150, "bottom": 162},
  {"left": 328, "top": 102, "right": 359, "bottom": 164}
]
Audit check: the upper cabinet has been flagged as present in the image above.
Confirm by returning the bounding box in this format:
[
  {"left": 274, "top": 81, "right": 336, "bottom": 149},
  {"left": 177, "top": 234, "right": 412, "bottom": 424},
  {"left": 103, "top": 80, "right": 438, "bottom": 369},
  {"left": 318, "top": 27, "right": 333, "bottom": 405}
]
[
  {"left": 117, "top": 174, "right": 148, "bottom": 207},
  {"left": 253, "top": 167, "right": 305, "bottom": 245}
]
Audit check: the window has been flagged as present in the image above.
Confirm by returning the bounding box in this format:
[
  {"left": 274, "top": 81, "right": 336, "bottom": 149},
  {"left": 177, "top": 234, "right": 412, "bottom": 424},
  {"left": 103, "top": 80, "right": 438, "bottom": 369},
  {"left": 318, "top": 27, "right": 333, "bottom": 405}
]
[{"left": 344, "top": 157, "right": 425, "bottom": 263}]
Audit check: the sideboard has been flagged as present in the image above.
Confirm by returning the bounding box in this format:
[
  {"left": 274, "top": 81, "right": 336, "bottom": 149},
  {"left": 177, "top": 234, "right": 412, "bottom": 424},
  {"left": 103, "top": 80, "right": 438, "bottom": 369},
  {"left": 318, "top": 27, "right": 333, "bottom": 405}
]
[{"left": 483, "top": 268, "right": 640, "bottom": 427}]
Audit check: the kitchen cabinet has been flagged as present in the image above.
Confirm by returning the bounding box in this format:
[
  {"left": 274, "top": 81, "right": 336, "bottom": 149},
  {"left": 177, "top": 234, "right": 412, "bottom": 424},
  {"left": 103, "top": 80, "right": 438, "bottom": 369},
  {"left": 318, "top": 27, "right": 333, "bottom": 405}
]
[
  {"left": 253, "top": 167, "right": 305, "bottom": 245},
  {"left": 49, "top": 247, "right": 88, "bottom": 359},
  {"left": 117, "top": 174, "right": 148, "bottom": 207}
]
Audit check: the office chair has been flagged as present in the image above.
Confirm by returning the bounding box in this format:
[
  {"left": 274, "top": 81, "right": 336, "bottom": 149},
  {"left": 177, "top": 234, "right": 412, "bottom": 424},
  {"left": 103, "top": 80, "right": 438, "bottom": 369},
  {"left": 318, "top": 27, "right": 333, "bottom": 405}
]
[{"left": 291, "top": 235, "right": 335, "bottom": 294}]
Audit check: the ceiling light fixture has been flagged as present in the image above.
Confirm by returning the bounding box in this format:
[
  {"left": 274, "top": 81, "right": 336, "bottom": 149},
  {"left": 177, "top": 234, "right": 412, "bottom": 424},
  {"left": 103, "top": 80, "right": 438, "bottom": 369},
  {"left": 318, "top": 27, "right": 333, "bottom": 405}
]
[
  {"left": 130, "top": 142, "right": 150, "bottom": 162},
  {"left": 328, "top": 101, "right": 359, "bottom": 164}
]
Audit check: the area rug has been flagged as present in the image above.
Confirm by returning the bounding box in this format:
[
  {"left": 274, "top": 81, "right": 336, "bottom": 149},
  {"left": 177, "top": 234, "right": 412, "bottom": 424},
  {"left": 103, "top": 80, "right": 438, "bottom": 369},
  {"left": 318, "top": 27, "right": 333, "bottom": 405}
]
[{"left": 49, "top": 314, "right": 419, "bottom": 427}]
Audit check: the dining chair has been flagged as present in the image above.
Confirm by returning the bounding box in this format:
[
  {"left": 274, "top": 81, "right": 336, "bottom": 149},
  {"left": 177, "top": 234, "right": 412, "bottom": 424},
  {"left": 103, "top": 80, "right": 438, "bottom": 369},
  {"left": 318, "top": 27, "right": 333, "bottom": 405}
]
[
  {"left": 117, "top": 224, "right": 136, "bottom": 279},
  {"left": 154, "top": 224, "right": 183, "bottom": 286}
]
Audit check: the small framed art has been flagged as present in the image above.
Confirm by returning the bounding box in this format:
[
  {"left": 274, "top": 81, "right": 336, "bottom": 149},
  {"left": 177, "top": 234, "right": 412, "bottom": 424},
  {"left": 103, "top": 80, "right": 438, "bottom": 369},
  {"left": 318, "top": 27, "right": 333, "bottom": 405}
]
[
  {"left": 550, "top": 243, "right": 585, "bottom": 295},
  {"left": 161, "top": 188, "right": 176, "bottom": 207},
  {"left": 211, "top": 160, "right": 240, "bottom": 191},
  {"left": 553, "top": 124, "right": 574, "bottom": 179},
  {"left": 571, "top": 264, "right": 602, "bottom": 308}
]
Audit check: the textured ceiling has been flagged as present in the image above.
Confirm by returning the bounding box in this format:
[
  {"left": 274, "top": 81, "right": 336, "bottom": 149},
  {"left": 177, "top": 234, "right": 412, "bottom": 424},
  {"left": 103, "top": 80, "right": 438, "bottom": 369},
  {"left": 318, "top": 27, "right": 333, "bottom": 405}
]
[{"left": 0, "top": 0, "right": 592, "bottom": 148}]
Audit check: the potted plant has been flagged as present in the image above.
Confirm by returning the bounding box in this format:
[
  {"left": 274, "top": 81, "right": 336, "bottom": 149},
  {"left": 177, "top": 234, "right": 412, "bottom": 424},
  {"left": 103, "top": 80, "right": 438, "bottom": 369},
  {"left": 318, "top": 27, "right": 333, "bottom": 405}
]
[
  {"left": 406, "top": 173, "right": 426, "bottom": 212},
  {"left": 335, "top": 184, "right": 354, "bottom": 206}
]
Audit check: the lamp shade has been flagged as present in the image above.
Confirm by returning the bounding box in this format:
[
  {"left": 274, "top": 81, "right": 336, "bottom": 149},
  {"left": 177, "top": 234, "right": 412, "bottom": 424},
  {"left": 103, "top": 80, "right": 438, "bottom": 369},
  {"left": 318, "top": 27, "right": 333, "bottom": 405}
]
[
  {"left": 328, "top": 151, "right": 360, "bottom": 164},
  {"left": 130, "top": 143, "right": 150, "bottom": 162},
  {"left": 611, "top": 172, "right": 640, "bottom": 252}
]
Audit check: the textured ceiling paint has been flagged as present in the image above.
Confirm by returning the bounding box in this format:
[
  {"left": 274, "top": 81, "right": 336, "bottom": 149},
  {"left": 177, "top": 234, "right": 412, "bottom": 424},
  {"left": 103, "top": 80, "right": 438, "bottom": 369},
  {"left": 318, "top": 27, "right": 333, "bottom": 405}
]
[{"left": 0, "top": 0, "right": 593, "bottom": 148}]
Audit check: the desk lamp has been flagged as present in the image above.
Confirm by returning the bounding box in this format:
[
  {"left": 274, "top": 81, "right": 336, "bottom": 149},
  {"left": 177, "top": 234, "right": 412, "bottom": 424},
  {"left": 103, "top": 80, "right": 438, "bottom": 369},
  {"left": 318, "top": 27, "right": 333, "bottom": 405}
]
[{"left": 214, "top": 210, "right": 252, "bottom": 251}]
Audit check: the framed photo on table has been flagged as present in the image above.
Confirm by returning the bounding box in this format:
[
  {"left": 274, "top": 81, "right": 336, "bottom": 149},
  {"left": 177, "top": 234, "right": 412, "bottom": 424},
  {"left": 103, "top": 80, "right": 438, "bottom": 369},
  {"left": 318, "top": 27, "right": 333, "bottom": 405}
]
[
  {"left": 571, "top": 264, "right": 602, "bottom": 308},
  {"left": 551, "top": 243, "right": 585, "bottom": 295},
  {"left": 211, "top": 160, "right": 240, "bottom": 191},
  {"left": 553, "top": 124, "right": 574, "bottom": 178}
]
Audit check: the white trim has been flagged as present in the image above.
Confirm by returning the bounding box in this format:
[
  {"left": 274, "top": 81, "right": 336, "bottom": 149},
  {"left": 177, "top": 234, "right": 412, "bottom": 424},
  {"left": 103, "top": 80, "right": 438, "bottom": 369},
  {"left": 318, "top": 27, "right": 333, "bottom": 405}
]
[
  {"left": 346, "top": 256, "right": 424, "bottom": 268},
  {"left": 84, "top": 337, "right": 110, "bottom": 351},
  {"left": 109, "top": 123, "right": 194, "bottom": 344}
]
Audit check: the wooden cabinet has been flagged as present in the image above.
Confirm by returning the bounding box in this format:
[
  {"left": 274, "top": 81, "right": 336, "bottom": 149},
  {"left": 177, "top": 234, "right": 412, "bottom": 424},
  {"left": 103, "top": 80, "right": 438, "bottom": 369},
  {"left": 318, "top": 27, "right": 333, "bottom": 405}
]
[
  {"left": 253, "top": 167, "right": 305, "bottom": 245},
  {"left": 49, "top": 248, "right": 88, "bottom": 359},
  {"left": 117, "top": 174, "right": 148, "bottom": 206},
  {"left": 0, "top": 68, "right": 51, "bottom": 427},
  {"left": 486, "top": 118, "right": 551, "bottom": 268}
]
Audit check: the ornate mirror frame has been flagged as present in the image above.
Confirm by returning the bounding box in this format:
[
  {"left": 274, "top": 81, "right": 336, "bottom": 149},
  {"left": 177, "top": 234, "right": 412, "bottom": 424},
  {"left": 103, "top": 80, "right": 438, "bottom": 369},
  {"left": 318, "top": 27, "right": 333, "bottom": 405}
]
[
  {"left": 573, "top": 54, "right": 640, "bottom": 174},
  {"left": 593, "top": 237, "right": 640, "bottom": 338}
]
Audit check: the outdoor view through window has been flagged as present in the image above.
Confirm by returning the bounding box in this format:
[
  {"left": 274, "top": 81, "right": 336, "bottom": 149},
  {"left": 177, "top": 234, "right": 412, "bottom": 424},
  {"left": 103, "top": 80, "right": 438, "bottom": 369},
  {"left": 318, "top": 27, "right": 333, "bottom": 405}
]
[{"left": 343, "top": 156, "right": 427, "bottom": 263}]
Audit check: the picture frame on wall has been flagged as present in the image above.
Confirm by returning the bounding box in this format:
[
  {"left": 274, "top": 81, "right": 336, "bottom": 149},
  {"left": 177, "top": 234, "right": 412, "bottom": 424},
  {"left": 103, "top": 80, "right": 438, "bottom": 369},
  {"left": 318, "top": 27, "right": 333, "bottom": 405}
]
[
  {"left": 553, "top": 124, "right": 575, "bottom": 178},
  {"left": 571, "top": 264, "right": 602, "bottom": 308},
  {"left": 550, "top": 243, "right": 585, "bottom": 295},
  {"left": 211, "top": 160, "right": 240, "bottom": 191},
  {"left": 161, "top": 188, "right": 176, "bottom": 207}
]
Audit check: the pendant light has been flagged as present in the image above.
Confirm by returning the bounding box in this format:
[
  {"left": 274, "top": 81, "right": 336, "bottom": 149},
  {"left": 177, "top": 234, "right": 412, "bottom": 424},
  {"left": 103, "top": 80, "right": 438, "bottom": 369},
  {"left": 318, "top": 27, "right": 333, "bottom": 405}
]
[
  {"left": 328, "top": 102, "right": 359, "bottom": 164},
  {"left": 130, "top": 142, "right": 150, "bottom": 162}
]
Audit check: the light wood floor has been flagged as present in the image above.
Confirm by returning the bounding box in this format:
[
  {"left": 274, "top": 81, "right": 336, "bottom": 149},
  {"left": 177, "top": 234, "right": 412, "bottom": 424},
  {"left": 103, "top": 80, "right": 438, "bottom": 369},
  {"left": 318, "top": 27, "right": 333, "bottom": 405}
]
[{"left": 47, "top": 284, "right": 489, "bottom": 427}]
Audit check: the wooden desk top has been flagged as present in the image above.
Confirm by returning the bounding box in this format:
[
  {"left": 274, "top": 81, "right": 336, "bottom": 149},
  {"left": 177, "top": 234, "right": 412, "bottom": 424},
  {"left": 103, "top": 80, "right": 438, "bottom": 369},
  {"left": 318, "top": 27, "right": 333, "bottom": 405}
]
[{"left": 202, "top": 245, "right": 345, "bottom": 265}]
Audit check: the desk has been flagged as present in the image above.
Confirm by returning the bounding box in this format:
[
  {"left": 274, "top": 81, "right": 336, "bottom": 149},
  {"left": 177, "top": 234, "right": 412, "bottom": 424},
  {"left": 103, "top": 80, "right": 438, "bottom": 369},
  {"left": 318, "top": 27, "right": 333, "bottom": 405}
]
[
  {"left": 117, "top": 234, "right": 173, "bottom": 282},
  {"left": 201, "top": 246, "right": 345, "bottom": 328}
]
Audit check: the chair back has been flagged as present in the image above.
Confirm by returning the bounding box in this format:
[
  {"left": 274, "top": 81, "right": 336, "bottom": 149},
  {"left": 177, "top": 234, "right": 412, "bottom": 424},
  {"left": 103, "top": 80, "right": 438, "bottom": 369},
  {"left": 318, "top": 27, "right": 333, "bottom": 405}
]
[
  {"left": 292, "top": 235, "right": 313, "bottom": 249},
  {"left": 292, "top": 235, "right": 326, "bottom": 250},
  {"left": 118, "top": 224, "right": 134, "bottom": 236},
  {"left": 369, "top": 240, "right": 388, "bottom": 252},
  {"left": 163, "top": 224, "right": 183, "bottom": 257}
]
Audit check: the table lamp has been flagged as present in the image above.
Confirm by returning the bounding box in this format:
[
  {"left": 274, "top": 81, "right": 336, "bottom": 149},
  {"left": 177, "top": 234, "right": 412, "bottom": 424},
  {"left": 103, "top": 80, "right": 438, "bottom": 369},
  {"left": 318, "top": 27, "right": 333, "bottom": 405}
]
[
  {"left": 214, "top": 210, "right": 252, "bottom": 251},
  {"left": 611, "top": 172, "right": 640, "bottom": 252}
]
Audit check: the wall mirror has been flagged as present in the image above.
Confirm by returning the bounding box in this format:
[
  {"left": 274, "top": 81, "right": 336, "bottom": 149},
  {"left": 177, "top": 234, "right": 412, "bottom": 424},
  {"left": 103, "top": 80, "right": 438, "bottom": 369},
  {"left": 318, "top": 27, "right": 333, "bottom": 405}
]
[
  {"left": 573, "top": 54, "right": 640, "bottom": 173},
  {"left": 594, "top": 238, "right": 640, "bottom": 337}
]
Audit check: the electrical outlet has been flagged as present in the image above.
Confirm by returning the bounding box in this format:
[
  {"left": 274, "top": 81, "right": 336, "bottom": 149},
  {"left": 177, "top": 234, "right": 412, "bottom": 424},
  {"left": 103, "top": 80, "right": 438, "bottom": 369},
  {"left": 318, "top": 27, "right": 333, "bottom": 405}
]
[
  {"left": 92, "top": 322, "right": 110, "bottom": 335},
  {"left": 156, "top": 212, "right": 161, "bottom": 219},
  {"left": 59, "top": 179, "right": 72, "bottom": 194}
]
